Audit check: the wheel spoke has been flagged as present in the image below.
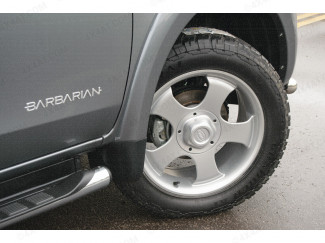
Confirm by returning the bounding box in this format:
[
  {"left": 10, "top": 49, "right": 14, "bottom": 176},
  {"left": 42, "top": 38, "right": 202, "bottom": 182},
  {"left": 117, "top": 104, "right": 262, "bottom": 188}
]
[
  {"left": 146, "top": 136, "right": 183, "bottom": 173},
  {"left": 219, "top": 116, "right": 255, "bottom": 147},
  {"left": 197, "top": 76, "right": 236, "bottom": 116},
  {"left": 151, "top": 87, "right": 189, "bottom": 127},
  {"left": 192, "top": 150, "right": 225, "bottom": 184}
]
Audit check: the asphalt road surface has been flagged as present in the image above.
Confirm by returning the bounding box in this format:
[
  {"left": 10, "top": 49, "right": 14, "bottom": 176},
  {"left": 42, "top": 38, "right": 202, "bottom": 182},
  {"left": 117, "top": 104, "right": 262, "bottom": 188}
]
[{"left": 9, "top": 21, "right": 325, "bottom": 230}]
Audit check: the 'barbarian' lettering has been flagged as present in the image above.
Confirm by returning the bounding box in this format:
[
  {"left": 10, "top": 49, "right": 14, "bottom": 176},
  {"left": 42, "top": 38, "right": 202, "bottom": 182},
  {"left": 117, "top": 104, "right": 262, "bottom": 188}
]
[{"left": 24, "top": 87, "right": 102, "bottom": 112}]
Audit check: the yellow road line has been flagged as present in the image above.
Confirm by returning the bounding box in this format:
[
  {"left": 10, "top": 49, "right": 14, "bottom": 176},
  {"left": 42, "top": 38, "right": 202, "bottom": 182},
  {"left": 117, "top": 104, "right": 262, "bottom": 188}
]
[
  {"left": 297, "top": 13, "right": 319, "bottom": 20},
  {"left": 298, "top": 14, "right": 325, "bottom": 28}
]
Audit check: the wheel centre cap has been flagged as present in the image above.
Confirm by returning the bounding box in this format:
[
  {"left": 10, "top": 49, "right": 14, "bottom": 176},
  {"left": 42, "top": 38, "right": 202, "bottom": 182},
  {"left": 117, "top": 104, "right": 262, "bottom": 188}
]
[
  {"left": 183, "top": 117, "right": 214, "bottom": 148},
  {"left": 177, "top": 111, "right": 221, "bottom": 153}
]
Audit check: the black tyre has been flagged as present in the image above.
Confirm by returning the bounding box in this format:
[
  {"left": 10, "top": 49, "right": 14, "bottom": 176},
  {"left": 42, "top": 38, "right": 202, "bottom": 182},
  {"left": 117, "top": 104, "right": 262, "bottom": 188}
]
[{"left": 115, "top": 28, "right": 290, "bottom": 217}]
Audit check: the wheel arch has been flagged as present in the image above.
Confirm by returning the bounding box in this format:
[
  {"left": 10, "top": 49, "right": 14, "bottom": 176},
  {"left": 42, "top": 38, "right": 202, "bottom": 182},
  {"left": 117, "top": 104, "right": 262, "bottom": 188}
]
[
  {"left": 99, "top": 13, "right": 296, "bottom": 180},
  {"left": 105, "top": 13, "right": 296, "bottom": 144}
]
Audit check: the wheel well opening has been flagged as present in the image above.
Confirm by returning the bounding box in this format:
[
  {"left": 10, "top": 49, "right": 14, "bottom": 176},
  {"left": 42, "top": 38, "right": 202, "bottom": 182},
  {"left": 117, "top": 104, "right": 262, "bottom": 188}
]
[{"left": 183, "top": 13, "right": 287, "bottom": 81}]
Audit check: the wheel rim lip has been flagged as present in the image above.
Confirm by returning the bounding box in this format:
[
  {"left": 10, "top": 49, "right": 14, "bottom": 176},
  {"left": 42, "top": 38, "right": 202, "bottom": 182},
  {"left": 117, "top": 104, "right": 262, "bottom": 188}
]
[{"left": 144, "top": 70, "right": 265, "bottom": 198}]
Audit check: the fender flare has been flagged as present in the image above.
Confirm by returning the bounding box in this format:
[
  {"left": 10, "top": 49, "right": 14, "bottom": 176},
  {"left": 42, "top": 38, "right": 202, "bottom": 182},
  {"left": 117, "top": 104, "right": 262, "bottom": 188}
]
[
  {"left": 100, "top": 13, "right": 296, "bottom": 180},
  {"left": 103, "top": 13, "right": 195, "bottom": 143},
  {"left": 100, "top": 14, "right": 195, "bottom": 180},
  {"left": 105, "top": 13, "right": 296, "bottom": 144}
]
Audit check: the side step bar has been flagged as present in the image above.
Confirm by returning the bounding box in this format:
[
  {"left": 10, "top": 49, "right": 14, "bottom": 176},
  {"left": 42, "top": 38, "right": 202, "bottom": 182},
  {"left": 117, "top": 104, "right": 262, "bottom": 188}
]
[{"left": 0, "top": 166, "right": 111, "bottom": 228}]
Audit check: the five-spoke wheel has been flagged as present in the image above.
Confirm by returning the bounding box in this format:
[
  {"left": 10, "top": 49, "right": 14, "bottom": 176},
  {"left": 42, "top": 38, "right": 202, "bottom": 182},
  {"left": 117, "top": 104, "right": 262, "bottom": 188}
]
[{"left": 145, "top": 71, "right": 264, "bottom": 197}]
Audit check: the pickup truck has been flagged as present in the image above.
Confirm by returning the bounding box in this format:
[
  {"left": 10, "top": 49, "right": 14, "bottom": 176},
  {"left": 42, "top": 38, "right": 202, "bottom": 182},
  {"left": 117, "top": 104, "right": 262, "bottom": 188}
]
[{"left": 0, "top": 13, "right": 297, "bottom": 228}]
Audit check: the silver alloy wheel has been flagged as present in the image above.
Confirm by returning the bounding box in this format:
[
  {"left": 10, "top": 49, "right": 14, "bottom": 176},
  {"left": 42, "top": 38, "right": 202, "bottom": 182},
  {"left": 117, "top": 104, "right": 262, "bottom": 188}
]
[{"left": 144, "top": 70, "right": 264, "bottom": 198}]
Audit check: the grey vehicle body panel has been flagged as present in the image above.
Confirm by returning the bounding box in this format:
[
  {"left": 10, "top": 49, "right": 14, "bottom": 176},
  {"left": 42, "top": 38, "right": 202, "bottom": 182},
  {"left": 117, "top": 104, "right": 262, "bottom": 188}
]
[
  {"left": 0, "top": 13, "right": 297, "bottom": 181},
  {"left": 0, "top": 14, "right": 132, "bottom": 169}
]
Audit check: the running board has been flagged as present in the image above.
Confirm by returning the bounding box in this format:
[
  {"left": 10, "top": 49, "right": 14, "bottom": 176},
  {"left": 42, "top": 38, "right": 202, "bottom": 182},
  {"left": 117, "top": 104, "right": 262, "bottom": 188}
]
[{"left": 0, "top": 166, "right": 111, "bottom": 228}]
